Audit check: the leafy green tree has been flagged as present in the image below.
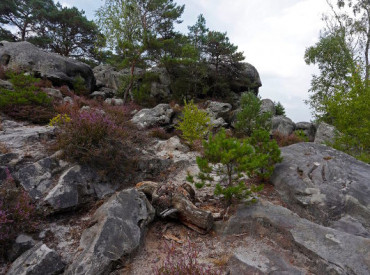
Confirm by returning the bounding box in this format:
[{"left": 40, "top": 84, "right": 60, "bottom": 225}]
[
  {"left": 33, "top": 4, "right": 101, "bottom": 58},
  {"left": 175, "top": 100, "right": 211, "bottom": 146},
  {"left": 235, "top": 92, "right": 272, "bottom": 136},
  {"left": 96, "top": 0, "right": 184, "bottom": 103},
  {"left": 305, "top": 0, "right": 370, "bottom": 120},
  {"left": 187, "top": 128, "right": 266, "bottom": 203},
  {"left": 326, "top": 72, "right": 370, "bottom": 163},
  {"left": 188, "top": 14, "right": 208, "bottom": 57},
  {"left": 0, "top": 0, "right": 56, "bottom": 41}
]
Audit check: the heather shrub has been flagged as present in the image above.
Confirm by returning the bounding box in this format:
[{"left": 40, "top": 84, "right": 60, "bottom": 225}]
[
  {"left": 54, "top": 110, "right": 129, "bottom": 177},
  {"left": 153, "top": 240, "right": 222, "bottom": 275},
  {"left": 0, "top": 168, "right": 38, "bottom": 258},
  {"left": 59, "top": 85, "right": 74, "bottom": 97},
  {"left": 150, "top": 127, "right": 173, "bottom": 140},
  {"left": 272, "top": 131, "right": 305, "bottom": 147},
  {"left": 176, "top": 100, "right": 212, "bottom": 146}
]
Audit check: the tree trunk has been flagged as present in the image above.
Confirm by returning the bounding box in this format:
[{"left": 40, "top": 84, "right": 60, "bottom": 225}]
[
  {"left": 123, "top": 61, "right": 136, "bottom": 105},
  {"left": 136, "top": 182, "right": 214, "bottom": 234}
]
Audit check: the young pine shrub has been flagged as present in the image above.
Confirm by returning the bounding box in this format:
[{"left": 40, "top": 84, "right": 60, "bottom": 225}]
[
  {"left": 235, "top": 92, "right": 272, "bottom": 137},
  {"left": 187, "top": 128, "right": 274, "bottom": 204},
  {"left": 176, "top": 100, "right": 212, "bottom": 146},
  {"left": 274, "top": 101, "right": 286, "bottom": 116}
]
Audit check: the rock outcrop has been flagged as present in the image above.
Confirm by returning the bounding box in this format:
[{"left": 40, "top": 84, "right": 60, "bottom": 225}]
[
  {"left": 65, "top": 189, "right": 155, "bottom": 275},
  {"left": 221, "top": 201, "right": 370, "bottom": 275},
  {"left": 230, "top": 62, "right": 262, "bottom": 94},
  {"left": 0, "top": 41, "right": 95, "bottom": 91},
  {"left": 7, "top": 243, "right": 65, "bottom": 275},
  {"left": 271, "top": 115, "right": 296, "bottom": 136},
  {"left": 314, "top": 122, "right": 338, "bottom": 144},
  {"left": 131, "top": 104, "right": 174, "bottom": 129},
  {"left": 271, "top": 142, "right": 370, "bottom": 236}
]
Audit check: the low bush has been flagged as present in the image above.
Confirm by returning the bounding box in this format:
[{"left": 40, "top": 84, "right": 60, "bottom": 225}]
[
  {"left": 234, "top": 92, "right": 272, "bottom": 137},
  {"left": 150, "top": 127, "right": 173, "bottom": 140},
  {"left": 0, "top": 168, "right": 38, "bottom": 258},
  {"left": 153, "top": 240, "right": 222, "bottom": 275},
  {"left": 72, "top": 75, "right": 89, "bottom": 96},
  {"left": 53, "top": 110, "right": 128, "bottom": 177},
  {"left": 0, "top": 73, "right": 55, "bottom": 124},
  {"left": 176, "top": 100, "right": 212, "bottom": 146},
  {"left": 187, "top": 128, "right": 281, "bottom": 203},
  {"left": 272, "top": 131, "right": 306, "bottom": 147}
]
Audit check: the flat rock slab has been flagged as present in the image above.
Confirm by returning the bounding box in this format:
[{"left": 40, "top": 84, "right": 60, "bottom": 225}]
[
  {"left": 65, "top": 188, "right": 155, "bottom": 275},
  {"left": 221, "top": 201, "right": 370, "bottom": 275},
  {"left": 271, "top": 143, "right": 370, "bottom": 235},
  {"left": 7, "top": 243, "right": 65, "bottom": 275}
]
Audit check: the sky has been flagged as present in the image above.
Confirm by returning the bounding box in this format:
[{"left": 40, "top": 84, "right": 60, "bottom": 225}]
[{"left": 60, "top": 0, "right": 332, "bottom": 122}]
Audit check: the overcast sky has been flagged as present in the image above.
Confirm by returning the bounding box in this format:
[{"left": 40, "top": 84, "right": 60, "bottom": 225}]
[{"left": 60, "top": 0, "right": 331, "bottom": 122}]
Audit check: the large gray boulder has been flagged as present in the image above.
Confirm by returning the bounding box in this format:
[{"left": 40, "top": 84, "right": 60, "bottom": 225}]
[
  {"left": 314, "top": 122, "right": 338, "bottom": 144},
  {"left": 65, "top": 188, "right": 155, "bottom": 275},
  {"left": 271, "top": 143, "right": 370, "bottom": 236},
  {"left": 296, "top": 121, "right": 316, "bottom": 142},
  {"left": 131, "top": 104, "right": 174, "bottom": 129},
  {"left": 16, "top": 154, "right": 68, "bottom": 200},
  {"left": 221, "top": 201, "right": 370, "bottom": 275},
  {"left": 7, "top": 243, "right": 65, "bottom": 275},
  {"left": 260, "top": 98, "right": 276, "bottom": 115},
  {"left": 230, "top": 62, "right": 262, "bottom": 94},
  {"left": 0, "top": 41, "right": 95, "bottom": 92},
  {"left": 44, "top": 165, "right": 117, "bottom": 213},
  {"left": 271, "top": 115, "right": 295, "bottom": 136},
  {"left": 8, "top": 234, "right": 36, "bottom": 262},
  {"left": 93, "top": 64, "right": 128, "bottom": 91}
]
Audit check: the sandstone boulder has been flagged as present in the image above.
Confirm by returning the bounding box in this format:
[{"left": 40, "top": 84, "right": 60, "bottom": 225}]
[
  {"left": 44, "top": 165, "right": 117, "bottom": 213},
  {"left": 7, "top": 243, "right": 65, "bottom": 275},
  {"left": 221, "top": 201, "right": 370, "bottom": 275},
  {"left": 131, "top": 104, "right": 174, "bottom": 129},
  {"left": 230, "top": 62, "right": 262, "bottom": 94},
  {"left": 65, "top": 189, "right": 155, "bottom": 275},
  {"left": 271, "top": 143, "right": 370, "bottom": 236},
  {"left": 260, "top": 98, "right": 275, "bottom": 115},
  {"left": 314, "top": 122, "right": 338, "bottom": 144},
  {"left": 271, "top": 115, "right": 295, "bottom": 136},
  {"left": 0, "top": 41, "right": 95, "bottom": 92},
  {"left": 296, "top": 121, "right": 316, "bottom": 142}
]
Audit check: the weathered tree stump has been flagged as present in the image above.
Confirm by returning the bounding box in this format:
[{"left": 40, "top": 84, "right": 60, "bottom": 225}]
[{"left": 136, "top": 181, "right": 214, "bottom": 233}]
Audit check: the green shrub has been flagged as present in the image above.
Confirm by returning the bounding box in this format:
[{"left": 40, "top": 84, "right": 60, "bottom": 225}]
[
  {"left": 72, "top": 75, "right": 89, "bottom": 96},
  {"left": 274, "top": 101, "right": 286, "bottom": 116},
  {"left": 235, "top": 92, "right": 272, "bottom": 136},
  {"left": 294, "top": 130, "right": 309, "bottom": 142},
  {"left": 176, "top": 100, "right": 212, "bottom": 146},
  {"left": 187, "top": 128, "right": 279, "bottom": 203},
  {"left": 0, "top": 73, "right": 54, "bottom": 124},
  {"left": 326, "top": 73, "right": 370, "bottom": 163},
  {"left": 249, "top": 129, "right": 283, "bottom": 180}
]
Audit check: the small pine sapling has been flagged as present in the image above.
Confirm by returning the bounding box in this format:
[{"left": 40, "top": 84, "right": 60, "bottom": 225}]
[
  {"left": 187, "top": 128, "right": 264, "bottom": 203},
  {"left": 176, "top": 100, "right": 212, "bottom": 146}
]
